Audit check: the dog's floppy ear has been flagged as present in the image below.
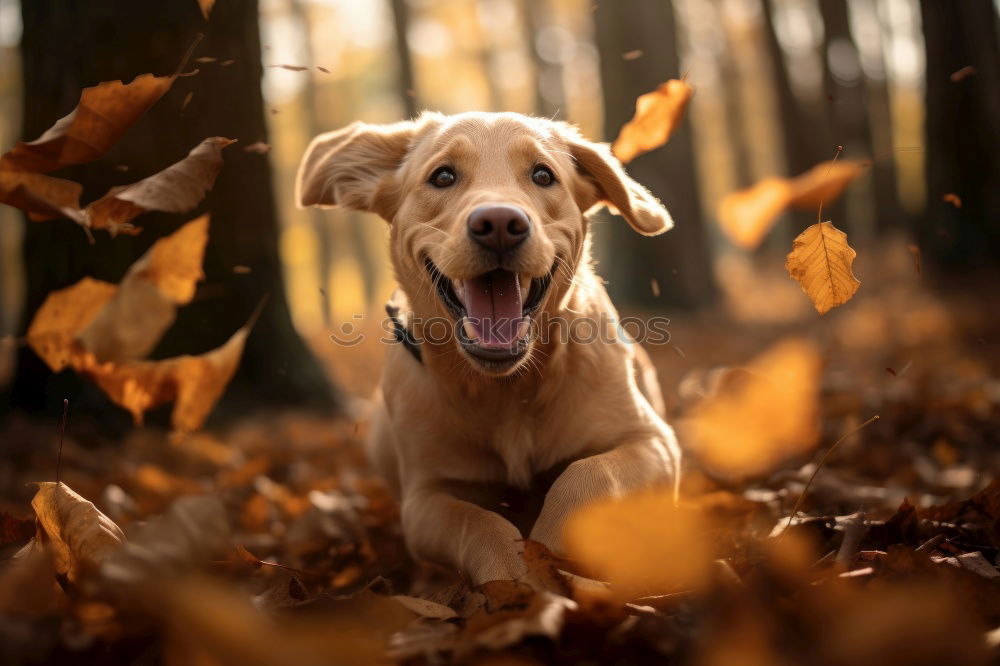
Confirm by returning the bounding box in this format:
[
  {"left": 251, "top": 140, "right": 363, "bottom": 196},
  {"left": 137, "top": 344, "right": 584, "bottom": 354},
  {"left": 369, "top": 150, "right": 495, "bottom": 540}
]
[
  {"left": 296, "top": 119, "right": 420, "bottom": 220},
  {"left": 560, "top": 128, "right": 673, "bottom": 236}
]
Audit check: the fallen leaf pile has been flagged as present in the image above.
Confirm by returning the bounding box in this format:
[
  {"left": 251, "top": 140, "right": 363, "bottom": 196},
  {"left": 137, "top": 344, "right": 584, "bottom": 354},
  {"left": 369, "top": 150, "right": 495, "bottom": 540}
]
[
  {"left": 2, "top": 267, "right": 999, "bottom": 665},
  {"left": 25, "top": 216, "right": 253, "bottom": 432},
  {"left": 0, "top": 72, "right": 232, "bottom": 238}
]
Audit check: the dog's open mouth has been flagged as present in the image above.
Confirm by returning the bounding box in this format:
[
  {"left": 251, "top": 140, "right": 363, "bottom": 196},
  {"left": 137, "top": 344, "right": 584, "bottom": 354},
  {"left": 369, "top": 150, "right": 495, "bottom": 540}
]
[{"left": 425, "top": 259, "right": 553, "bottom": 364}]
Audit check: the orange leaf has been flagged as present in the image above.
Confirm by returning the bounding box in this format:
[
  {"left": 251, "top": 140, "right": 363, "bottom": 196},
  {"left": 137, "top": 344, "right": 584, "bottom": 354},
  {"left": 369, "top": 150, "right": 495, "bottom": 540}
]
[
  {"left": 785, "top": 221, "right": 861, "bottom": 314},
  {"left": 563, "top": 490, "right": 712, "bottom": 599},
  {"left": 611, "top": 79, "right": 693, "bottom": 164},
  {"left": 198, "top": 0, "right": 216, "bottom": 20},
  {"left": 1, "top": 74, "right": 174, "bottom": 174},
  {"left": 717, "top": 160, "right": 864, "bottom": 249},
  {"left": 78, "top": 315, "right": 253, "bottom": 432},
  {"left": 0, "top": 169, "right": 84, "bottom": 222},
  {"left": 26, "top": 277, "right": 118, "bottom": 372},
  {"left": 683, "top": 339, "right": 822, "bottom": 478}
]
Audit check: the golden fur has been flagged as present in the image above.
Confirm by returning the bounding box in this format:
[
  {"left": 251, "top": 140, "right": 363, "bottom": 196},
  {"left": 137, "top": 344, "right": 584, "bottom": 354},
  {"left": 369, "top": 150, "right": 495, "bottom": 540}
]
[{"left": 297, "top": 112, "right": 680, "bottom": 584}]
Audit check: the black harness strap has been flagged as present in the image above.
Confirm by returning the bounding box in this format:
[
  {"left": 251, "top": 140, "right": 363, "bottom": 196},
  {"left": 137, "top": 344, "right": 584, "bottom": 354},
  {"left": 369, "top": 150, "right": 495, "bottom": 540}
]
[{"left": 385, "top": 300, "right": 422, "bottom": 364}]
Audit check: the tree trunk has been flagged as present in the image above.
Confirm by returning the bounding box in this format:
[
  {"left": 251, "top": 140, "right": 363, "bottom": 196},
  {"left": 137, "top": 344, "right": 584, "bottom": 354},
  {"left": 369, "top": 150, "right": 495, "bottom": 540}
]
[
  {"left": 592, "top": 0, "right": 716, "bottom": 310},
  {"left": 919, "top": 0, "right": 1000, "bottom": 270},
  {"left": 521, "top": 0, "right": 565, "bottom": 119},
  {"left": 390, "top": 0, "right": 419, "bottom": 119},
  {"left": 760, "top": 0, "right": 824, "bottom": 176},
  {"left": 8, "top": 0, "right": 343, "bottom": 424}
]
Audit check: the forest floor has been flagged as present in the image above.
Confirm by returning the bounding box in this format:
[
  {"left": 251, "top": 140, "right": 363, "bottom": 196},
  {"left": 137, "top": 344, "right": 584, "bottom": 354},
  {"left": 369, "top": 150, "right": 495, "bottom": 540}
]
[{"left": 2, "top": 240, "right": 1000, "bottom": 665}]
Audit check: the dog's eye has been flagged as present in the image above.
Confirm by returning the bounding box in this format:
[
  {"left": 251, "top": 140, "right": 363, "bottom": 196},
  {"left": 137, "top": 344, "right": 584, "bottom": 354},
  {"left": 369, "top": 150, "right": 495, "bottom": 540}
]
[
  {"left": 531, "top": 166, "right": 555, "bottom": 187},
  {"left": 429, "top": 167, "right": 457, "bottom": 188}
]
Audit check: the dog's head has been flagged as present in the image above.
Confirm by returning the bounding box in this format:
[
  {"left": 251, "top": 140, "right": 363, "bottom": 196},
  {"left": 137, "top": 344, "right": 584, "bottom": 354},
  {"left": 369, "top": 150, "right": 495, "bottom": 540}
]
[{"left": 297, "top": 112, "right": 672, "bottom": 377}]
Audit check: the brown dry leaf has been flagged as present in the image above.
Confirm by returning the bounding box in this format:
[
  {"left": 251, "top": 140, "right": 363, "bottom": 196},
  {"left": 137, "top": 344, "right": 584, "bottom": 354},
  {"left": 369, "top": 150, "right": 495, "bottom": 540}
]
[
  {"left": 717, "top": 160, "right": 864, "bottom": 249},
  {"left": 785, "top": 221, "right": 861, "bottom": 314},
  {"left": 198, "top": 0, "right": 216, "bottom": 19},
  {"left": 0, "top": 74, "right": 173, "bottom": 174},
  {"left": 101, "top": 496, "right": 229, "bottom": 586},
  {"left": 84, "top": 138, "right": 233, "bottom": 235},
  {"left": 26, "top": 277, "right": 118, "bottom": 372},
  {"left": 269, "top": 64, "right": 309, "bottom": 71},
  {"left": 79, "top": 314, "right": 253, "bottom": 432},
  {"left": 943, "top": 192, "right": 962, "bottom": 208},
  {"left": 683, "top": 338, "right": 822, "bottom": 478},
  {"left": 31, "top": 482, "right": 126, "bottom": 581},
  {"left": 562, "top": 489, "right": 712, "bottom": 599},
  {"left": 950, "top": 65, "right": 977, "bottom": 82},
  {"left": 0, "top": 169, "right": 84, "bottom": 222},
  {"left": 77, "top": 215, "right": 209, "bottom": 362},
  {"left": 611, "top": 78, "right": 693, "bottom": 164}
]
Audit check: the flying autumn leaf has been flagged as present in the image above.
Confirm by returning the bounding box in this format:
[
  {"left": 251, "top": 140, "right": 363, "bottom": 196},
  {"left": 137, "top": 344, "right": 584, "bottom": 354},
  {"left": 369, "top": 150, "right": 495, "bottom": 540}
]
[
  {"left": 787, "top": 160, "right": 865, "bottom": 209},
  {"left": 26, "top": 277, "right": 119, "bottom": 372},
  {"left": 84, "top": 138, "right": 233, "bottom": 235},
  {"left": 198, "top": 0, "right": 216, "bottom": 20},
  {"left": 0, "top": 74, "right": 174, "bottom": 174},
  {"left": 718, "top": 160, "right": 865, "bottom": 250},
  {"left": 682, "top": 339, "right": 822, "bottom": 478},
  {"left": 0, "top": 169, "right": 84, "bottom": 223},
  {"left": 562, "top": 489, "right": 712, "bottom": 599},
  {"left": 611, "top": 78, "right": 693, "bottom": 164},
  {"left": 77, "top": 314, "right": 255, "bottom": 432},
  {"left": 77, "top": 215, "right": 209, "bottom": 362},
  {"left": 943, "top": 193, "right": 962, "bottom": 208},
  {"left": 785, "top": 222, "right": 861, "bottom": 314},
  {"left": 31, "top": 482, "right": 126, "bottom": 582}
]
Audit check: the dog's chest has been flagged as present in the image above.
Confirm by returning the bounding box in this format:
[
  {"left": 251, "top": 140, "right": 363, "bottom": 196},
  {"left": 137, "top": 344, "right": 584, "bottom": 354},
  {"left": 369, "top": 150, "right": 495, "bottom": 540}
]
[{"left": 490, "top": 413, "right": 538, "bottom": 489}]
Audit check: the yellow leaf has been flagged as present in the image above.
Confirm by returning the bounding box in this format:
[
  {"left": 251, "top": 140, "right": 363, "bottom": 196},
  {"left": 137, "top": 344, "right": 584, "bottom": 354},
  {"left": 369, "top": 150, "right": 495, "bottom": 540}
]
[
  {"left": 31, "top": 482, "right": 125, "bottom": 581},
  {"left": 77, "top": 215, "right": 209, "bottom": 362},
  {"left": 562, "top": 489, "right": 712, "bottom": 599},
  {"left": 717, "top": 160, "right": 864, "bottom": 250},
  {"left": 26, "top": 277, "right": 118, "bottom": 372},
  {"left": 684, "top": 339, "right": 822, "bottom": 478},
  {"left": 785, "top": 222, "right": 861, "bottom": 314},
  {"left": 611, "top": 79, "right": 693, "bottom": 164}
]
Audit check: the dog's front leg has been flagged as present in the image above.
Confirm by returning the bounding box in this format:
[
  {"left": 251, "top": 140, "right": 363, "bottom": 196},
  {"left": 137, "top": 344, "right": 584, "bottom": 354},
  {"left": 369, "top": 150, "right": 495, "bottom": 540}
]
[
  {"left": 401, "top": 484, "right": 528, "bottom": 585},
  {"left": 528, "top": 433, "right": 680, "bottom": 552}
]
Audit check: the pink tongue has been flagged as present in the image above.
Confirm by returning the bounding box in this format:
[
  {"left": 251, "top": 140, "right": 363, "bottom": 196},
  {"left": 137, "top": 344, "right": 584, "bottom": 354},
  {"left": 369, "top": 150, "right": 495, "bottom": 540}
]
[{"left": 463, "top": 270, "right": 524, "bottom": 348}]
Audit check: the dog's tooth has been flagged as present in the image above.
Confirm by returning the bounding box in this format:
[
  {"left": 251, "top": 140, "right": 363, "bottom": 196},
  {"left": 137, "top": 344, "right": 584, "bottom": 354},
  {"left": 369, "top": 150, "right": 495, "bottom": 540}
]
[
  {"left": 463, "top": 319, "right": 479, "bottom": 341},
  {"left": 516, "top": 318, "right": 531, "bottom": 340}
]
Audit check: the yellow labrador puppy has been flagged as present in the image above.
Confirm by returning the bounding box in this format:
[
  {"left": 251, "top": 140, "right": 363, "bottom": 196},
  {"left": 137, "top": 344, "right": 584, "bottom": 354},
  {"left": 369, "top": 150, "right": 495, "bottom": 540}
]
[{"left": 297, "top": 112, "right": 680, "bottom": 585}]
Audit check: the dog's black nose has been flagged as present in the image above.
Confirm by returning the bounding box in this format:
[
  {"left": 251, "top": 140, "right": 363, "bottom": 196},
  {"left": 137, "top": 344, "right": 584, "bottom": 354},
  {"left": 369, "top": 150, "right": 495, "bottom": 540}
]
[{"left": 467, "top": 205, "right": 531, "bottom": 253}]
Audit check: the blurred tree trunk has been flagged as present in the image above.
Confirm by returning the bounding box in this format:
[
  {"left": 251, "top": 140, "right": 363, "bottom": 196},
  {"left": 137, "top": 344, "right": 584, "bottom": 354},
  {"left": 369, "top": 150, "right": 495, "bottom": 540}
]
[
  {"left": 288, "top": 0, "right": 333, "bottom": 328},
  {"left": 7, "top": 0, "right": 343, "bottom": 424},
  {"left": 760, "top": 0, "right": 823, "bottom": 176},
  {"left": 593, "top": 0, "right": 715, "bottom": 310},
  {"left": 919, "top": 0, "right": 1000, "bottom": 270},
  {"left": 521, "top": 0, "right": 565, "bottom": 118},
  {"left": 390, "top": 0, "right": 419, "bottom": 118},
  {"left": 817, "top": 0, "right": 870, "bottom": 231}
]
